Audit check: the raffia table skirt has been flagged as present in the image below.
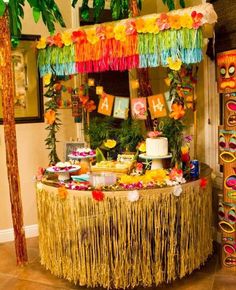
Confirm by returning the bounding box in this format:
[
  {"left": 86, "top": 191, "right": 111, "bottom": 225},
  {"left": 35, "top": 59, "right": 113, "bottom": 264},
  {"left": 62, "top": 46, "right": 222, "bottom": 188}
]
[{"left": 36, "top": 167, "right": 213, "bottom": 288}]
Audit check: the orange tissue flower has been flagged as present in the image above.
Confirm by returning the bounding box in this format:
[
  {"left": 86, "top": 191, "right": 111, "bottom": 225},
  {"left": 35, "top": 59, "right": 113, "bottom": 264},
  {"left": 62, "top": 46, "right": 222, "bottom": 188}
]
[
  {"left": 169, "top": 15, "right": 182, "bottom": 30},
  {"left": 53, "top": 33, "right": 63, "bottom": 48},
  {"left": 135, "top": 18, "right": 145, "bottom": 33},
  {"left": 58, "top": 186, "right": 68, "bottom": 200},
  {"left": 45, "top": 109, "right": 56, "bottom": 125},
  {"left": 169, "top": 103, "right": 185, "bottom": 120}
]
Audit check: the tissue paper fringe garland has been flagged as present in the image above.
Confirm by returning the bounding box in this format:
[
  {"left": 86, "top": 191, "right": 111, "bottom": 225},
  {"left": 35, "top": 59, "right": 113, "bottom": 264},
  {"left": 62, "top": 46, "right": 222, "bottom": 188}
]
[
  {"left": 37, "top": 3, "right": 217, "bottom": 76},
  {"left": 36, "top": 175, "right": 212, "bottom": 288}
]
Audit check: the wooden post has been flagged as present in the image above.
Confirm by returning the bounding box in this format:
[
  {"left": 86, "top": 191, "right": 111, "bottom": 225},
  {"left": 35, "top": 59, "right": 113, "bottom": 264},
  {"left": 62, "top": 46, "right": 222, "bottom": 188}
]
[{"left": 0, "top": 14, "right": 28, "bottom": 265}]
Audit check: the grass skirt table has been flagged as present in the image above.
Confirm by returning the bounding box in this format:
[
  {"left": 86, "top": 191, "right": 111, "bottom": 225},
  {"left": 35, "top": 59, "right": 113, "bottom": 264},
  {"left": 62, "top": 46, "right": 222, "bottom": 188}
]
[{"left": 36, "top": 165, "right": 213, "bottom": 288}]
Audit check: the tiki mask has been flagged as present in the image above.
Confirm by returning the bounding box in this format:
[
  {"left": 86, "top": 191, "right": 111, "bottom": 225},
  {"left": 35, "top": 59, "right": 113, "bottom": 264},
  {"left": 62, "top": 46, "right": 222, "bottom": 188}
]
[
  {"left": 222, "top": 237, "right": 236, "bottom": 268},
  {"left": 219, "top": 128, "right": 236, "bottom": 164},
  {"left": 217, "top": 50, "right": 236, "bottom": 93},
  {"left": 224, "top": 93, "right": 236, "bottom": 129},
  {"left": 218, "top": 202, "right": 236, "bottom": 234}
]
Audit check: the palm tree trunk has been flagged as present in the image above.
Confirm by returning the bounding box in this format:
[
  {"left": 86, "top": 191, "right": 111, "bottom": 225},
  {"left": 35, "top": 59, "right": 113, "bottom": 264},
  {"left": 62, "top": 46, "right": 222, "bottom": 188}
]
[{"left": 0, "top": 14, "right": 28, "bottom": 265}]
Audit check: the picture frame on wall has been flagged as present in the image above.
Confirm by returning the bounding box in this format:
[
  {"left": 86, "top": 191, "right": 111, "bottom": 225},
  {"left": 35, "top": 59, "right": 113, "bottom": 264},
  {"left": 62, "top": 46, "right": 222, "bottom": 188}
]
[{"left": 0, "top": 34, "right": 43, "bottom": 124}]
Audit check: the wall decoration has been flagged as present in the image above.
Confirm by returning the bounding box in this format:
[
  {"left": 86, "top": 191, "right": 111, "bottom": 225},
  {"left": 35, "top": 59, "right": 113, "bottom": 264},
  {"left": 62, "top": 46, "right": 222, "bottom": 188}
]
[
  {"left": 217, "top": 50, "right": 236, "bottom": 93},
  {"left": 224, "top": 93, "right": 236, "bottom": 129},
  {"left": 113, "top": 97, "right": 129, "bottom": 119},
  {"left": 131, "top": 97, "right": 147, "bottom": 120},
  {"left": 0, "top": 35, "right": 43, "bottom": 124},
  {"left": 98, "top": 93, "right": 115, "bottom": 116},
  {"left": 71, "top": 93, "right": 83, "bottom": 118},
  {"left": 147, "top": 94, "right": 167, "bottom": 119},
  {"left": 219, "top": 128, "right": 236, "bottom": 164}
]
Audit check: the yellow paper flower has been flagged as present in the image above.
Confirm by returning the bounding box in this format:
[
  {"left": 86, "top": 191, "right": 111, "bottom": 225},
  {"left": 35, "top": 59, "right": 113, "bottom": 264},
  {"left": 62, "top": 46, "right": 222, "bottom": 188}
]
[
  {"left": 180, "top": 14, "right": 193, "bottom": 29},
  {"left": 144, "top": 18, "right": 159, "bottom": 34},
  {"left": 169, "top": 15, "right": 182, "bottom": 30},
  {"left": 104, "top": 139, "right": 117, "bottom": 149},
  {"left": 86, "top": 29, "right": 99, "bottom": 45},
  {"left": 145, "top": 169, "right": 167, "bottom": 183},
  {"left": 114, "top": 24, "right": 126, "bottom": 42},
  {"left": 43, "top": 73, "right": 52, "bottom": 85},
  {"left": 167, "top": 57, "right": 182, "bottom": 71},
  {"left": 181, "top": 145, "right": 189, "bottom": 154},
  {"left": 37, "top": 37, "right": 46, "bottom": 49},
  {"left": 138, "top": 142, "right": 146, "bottom": 152},
  {"left": 61, "top": 32, "right": 73, "bottom": 46}
]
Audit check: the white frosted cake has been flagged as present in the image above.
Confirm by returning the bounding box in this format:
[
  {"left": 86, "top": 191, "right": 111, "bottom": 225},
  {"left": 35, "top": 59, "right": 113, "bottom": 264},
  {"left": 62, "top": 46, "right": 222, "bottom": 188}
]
[{"left": 146, "top": 137, "right": 168, "bottom": 157}]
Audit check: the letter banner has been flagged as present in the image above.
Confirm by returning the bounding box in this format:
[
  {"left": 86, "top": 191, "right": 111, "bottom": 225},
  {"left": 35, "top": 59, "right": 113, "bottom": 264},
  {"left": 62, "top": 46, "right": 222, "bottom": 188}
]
[
  {"left": 131, "top": 97, "right": 147, "bottom": 120},
  {"left": 147, "top": 94, "right": 167, "bottom": 119},
  {"left": 113, "top": 97, "right": 129, "bottom": 119},
  {"left": 97, "top": 93, "right": 115, "bottom": 116}
]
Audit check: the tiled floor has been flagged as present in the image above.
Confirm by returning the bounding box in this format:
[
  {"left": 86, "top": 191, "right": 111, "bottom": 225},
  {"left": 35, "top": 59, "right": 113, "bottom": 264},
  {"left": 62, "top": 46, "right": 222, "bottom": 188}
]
[{"left": 0, "top": 238, "right": 235, "bottom": 290}]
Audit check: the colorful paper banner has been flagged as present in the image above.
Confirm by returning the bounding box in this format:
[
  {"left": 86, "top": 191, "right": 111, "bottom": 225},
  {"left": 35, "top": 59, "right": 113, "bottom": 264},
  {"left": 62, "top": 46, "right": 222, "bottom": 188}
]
[
  {"left": 113, "top": 97, "right": 129, "bottom": 119},
  {"left": 98, "top": 93, "right": 114, "bottom": 116},
  {"left": 131, "top": 97, "right": 147, "bottom": 120},
  {"left": 148, "top": 94, "right": 167, "bottom": 119}
]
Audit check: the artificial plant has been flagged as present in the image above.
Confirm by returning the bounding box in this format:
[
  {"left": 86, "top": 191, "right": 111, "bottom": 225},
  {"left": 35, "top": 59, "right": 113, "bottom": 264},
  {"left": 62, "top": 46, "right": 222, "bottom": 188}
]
[
  {"left": 72, "top": 0, "right": 142, "bottom": 22},
  {"left": 44, "top": 75, "right": 61, "bottom": 165},
  {"left": 85, "top": 116, "right": 143, "bottom": 159},
  {"left": 0, "top": 0, "right": 66, "bottom": 46},
  {"left": 162, "top": 0, "right": 185, "bottom": 11}
]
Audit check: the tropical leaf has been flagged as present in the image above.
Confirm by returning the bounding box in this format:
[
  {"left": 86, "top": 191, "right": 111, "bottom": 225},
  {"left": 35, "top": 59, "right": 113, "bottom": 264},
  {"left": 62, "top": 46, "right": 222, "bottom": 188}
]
[
  {"left": 71, "top": 0, "right": 78, "bottom": 8},
  {"left": 0, "top": 0, "right": 6, "bottom": 16},
  {"left": 33, "top": 7, "right": 40, "bottom": 23},
  {"left": 179, "top": 0, "right": 185, "bottom": 8},
  {"left": 81, "top": 0, "right": 89, "bottom": 21},
  {"left": 93, "top": 0, "right": 105, "bottom": 22},
  {"left": 110, "top": 0, "right": 121, "bottom": 20}
]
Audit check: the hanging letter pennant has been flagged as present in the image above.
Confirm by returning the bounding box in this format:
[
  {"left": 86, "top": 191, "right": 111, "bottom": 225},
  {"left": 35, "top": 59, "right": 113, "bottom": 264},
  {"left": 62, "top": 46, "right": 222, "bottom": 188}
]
[
  {"left": 148, "top": 94, "right": 167, "bottom": 119},
  {"left": 131, "top": 97, "right": 147, "bottom": 120},
  {"left": 98, "top": 93, "right": 114, "bottom": 116},
  {"left": 113, "top": 97, "right": 129, "bottom": 119}
]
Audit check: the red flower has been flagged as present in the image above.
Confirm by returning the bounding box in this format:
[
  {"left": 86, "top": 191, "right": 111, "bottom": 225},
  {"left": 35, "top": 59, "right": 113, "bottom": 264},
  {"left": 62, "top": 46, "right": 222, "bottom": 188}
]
[
  {"left": 200, "top": 177, "right": 207, "bottom": 189},
  {"left": 72, "top": 30, "right": 87, "bottom": 44},
  {"left": 92, "top": 190, "right": 105, "bottom": 201},
  {"left": 191, "top": 11, "right": 203, "bottom": 29}
]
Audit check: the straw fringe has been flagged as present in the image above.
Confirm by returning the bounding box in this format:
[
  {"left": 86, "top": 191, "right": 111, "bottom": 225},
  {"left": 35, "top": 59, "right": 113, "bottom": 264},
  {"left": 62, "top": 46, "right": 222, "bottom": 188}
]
[{"left": 36, "top": 176, "right": 212, "bottom": 288}]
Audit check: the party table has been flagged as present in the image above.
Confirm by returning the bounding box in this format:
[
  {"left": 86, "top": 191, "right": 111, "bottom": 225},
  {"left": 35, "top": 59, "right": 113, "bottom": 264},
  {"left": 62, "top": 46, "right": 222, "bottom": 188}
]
[{"left": 36, "top": 164, "right": 213, "bottom": 288}]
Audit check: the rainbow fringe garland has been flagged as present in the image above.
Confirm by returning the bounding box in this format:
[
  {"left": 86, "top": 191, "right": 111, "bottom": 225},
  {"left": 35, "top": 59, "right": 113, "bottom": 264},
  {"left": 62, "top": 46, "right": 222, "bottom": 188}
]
[
  {"left": 37, "top": 3, "right": 218, "bottom": 76},
  {"left": 38, "top": 28, "right": 203, "bottom": 76}
]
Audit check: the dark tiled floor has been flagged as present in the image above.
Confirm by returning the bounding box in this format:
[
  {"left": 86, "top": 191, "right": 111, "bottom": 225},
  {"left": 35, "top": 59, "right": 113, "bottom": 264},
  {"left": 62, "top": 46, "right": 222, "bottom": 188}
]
[{"left": 0, "top": 238, "right": 235, "bottom": 289}]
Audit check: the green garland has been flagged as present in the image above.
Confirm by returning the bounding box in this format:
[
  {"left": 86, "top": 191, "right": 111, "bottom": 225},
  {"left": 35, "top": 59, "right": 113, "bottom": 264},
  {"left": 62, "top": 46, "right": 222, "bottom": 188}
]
[{"left": 44, "top": 75, "right": 61, "bottom": 165}]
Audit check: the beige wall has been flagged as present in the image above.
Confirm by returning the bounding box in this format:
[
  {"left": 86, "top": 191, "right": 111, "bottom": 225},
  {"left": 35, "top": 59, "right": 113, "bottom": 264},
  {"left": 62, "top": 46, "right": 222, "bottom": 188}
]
[
  {"left": 0, "top": 0, "right": 207, "bottom": 230},
  {"left": 0, "top": 0, "right": 77, "bottom": 230}
]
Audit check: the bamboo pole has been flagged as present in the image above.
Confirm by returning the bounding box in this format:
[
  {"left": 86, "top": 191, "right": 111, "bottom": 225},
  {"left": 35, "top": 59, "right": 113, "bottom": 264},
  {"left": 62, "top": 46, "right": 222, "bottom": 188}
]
[{"left": 0, "top": 14, "right": 28, "bottom": 265}]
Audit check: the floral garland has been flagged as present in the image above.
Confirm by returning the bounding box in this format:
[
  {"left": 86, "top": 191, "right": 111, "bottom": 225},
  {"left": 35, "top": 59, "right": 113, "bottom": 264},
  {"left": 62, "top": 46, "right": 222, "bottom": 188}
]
[
  {"left": 37, "top": 4, "right": 217, "bottom": 76},
  {"left": 44, "top": 75, "right": 61, "bottom": 165}
]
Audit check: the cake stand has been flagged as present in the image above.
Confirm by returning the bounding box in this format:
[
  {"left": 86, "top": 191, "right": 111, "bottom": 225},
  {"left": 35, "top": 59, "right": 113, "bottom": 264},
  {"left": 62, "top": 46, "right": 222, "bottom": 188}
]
[
  {"left": 139, "top": 153, "right": 172, "bottom": 170},
  {"left": 46, "top": 166, "right": 81, "bottom": 182}
]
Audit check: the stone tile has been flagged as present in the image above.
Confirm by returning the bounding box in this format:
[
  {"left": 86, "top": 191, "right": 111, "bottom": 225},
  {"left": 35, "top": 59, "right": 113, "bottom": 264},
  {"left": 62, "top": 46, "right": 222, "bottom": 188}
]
[{"left": 212, "top": 274, "right": 236, "bottom": 290}]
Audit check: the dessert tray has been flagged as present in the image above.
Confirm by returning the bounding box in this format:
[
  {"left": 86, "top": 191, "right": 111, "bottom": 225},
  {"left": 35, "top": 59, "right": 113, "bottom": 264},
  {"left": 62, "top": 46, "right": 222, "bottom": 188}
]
[
  {"left": 46, "top": 163, "right": 81, "bottom": 181},
  {"left": 68, "top": 148, "right": 96, "bottom": 159}
]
